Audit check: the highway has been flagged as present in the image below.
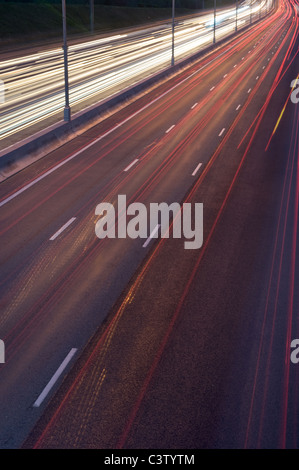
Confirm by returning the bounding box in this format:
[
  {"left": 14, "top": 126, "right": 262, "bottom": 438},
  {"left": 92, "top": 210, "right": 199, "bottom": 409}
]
[
  {"left": 0, "top": 0, "right": 270, "bottom": 148},
  {"left": 0, "top": 0, "right": 298, "bottom": 449}
]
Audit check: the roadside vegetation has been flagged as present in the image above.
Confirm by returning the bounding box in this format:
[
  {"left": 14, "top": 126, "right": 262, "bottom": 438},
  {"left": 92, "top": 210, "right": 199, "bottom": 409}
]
[{"left": 0, "top": 1, "right": 235, "bottom": 44}]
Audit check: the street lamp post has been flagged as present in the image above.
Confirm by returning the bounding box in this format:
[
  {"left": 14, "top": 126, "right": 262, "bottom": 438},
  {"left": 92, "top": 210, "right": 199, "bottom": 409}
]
[
  {"left": 90, "top": 0, "right": 94, "bottom": 34},
  {"left": 259, "top": 1, "right": 261, "bottom": 19},
  {"left": 213, "top": 0, "right": 216, "bottom": 43},
  {"left": 62, "top": 0, "right": 71, "bottom": 122},
  {"left": 171, "top": 0, "right": 175, "bottom": 66}
]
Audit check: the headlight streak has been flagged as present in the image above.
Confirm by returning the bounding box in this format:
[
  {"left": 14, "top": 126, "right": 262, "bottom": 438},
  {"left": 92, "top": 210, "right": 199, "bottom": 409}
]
[{"left": 0, "top": 0, "right": 271, "bottom": 141}]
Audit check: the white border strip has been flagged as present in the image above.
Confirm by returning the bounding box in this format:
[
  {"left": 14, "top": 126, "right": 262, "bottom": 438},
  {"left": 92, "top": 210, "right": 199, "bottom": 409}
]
[
  {"left": 142, "top": 224, "right": 160, "bottom": 248},
  {"left": 124, "top": 158, "right": 139, "bottom": 172},
  {"left": 192, "top": 162, "right": 203, "bottom": 176},
  {"left": 49, "top": 217, "right": 76, "bottom": 241},
  {"left": 166, "top": 124, "right": 175, "bottom": 134},
  {"left": 33, "top": 348, "right": 77, "bottom": 408}
]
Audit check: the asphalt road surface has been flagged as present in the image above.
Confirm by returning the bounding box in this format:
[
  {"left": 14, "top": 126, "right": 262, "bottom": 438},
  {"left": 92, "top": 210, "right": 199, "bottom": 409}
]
[{"left": 0, "top": 0, "right": 298, "bottom": 449}]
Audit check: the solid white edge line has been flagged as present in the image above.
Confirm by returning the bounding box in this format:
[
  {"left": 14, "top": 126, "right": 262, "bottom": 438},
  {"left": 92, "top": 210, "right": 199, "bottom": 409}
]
[
  {"left": 33, "top": 348, "right": 77, "bottom": 408},
  {"left": 124, "top": 158, "right": 139, "bottom": 172},
  {"left": 192, "top": 162, "right": 202, "bottom": 176},
  {"left": 142, "top": 224, "right": 160, "bottom": 248},
  {"left": 0, "top": 33, "right": 256, "bottom": 208},
  {"left": 49, "top": 217, "right": 76, "bottom": 241}
]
